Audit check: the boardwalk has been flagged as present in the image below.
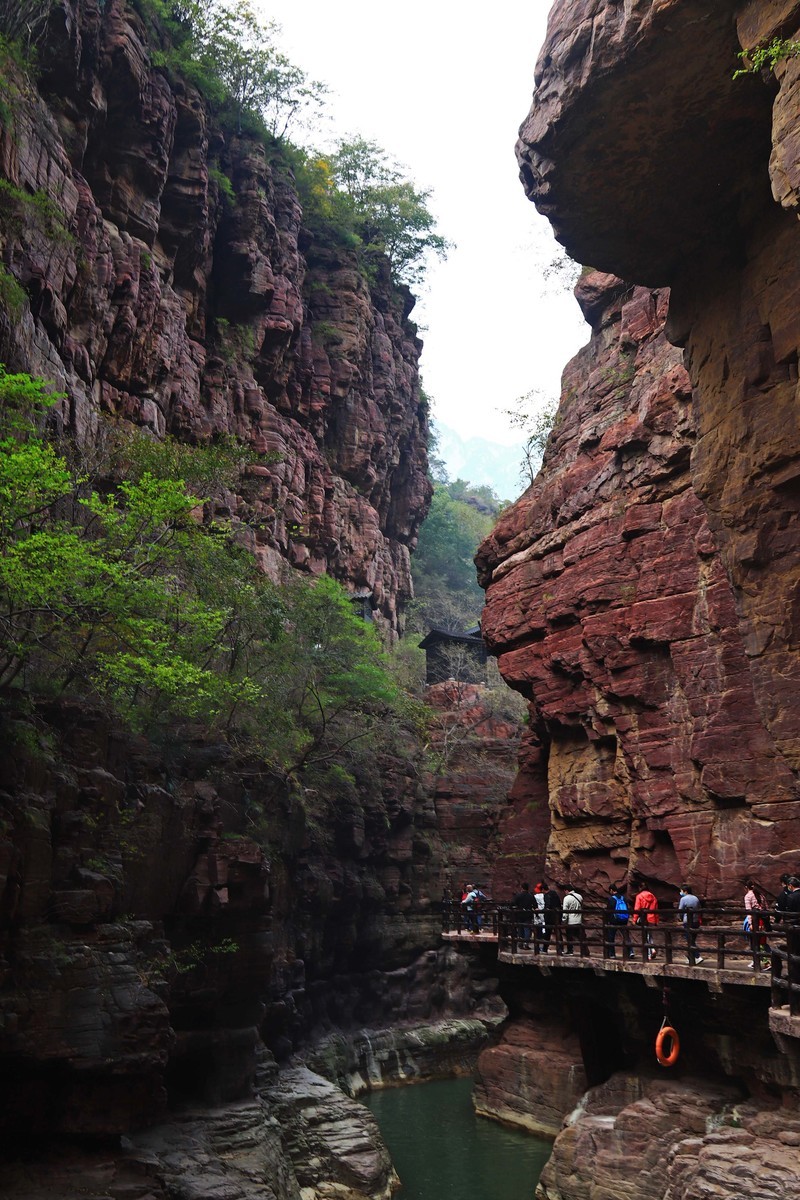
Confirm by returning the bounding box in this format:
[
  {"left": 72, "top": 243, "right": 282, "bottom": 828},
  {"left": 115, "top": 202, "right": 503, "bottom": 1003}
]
[
  {"left": 442, "top": 927, "right": 771, "bottom": 989},
  {"left": 441, "top": 903, "right": 800, "bottom": 1022}
]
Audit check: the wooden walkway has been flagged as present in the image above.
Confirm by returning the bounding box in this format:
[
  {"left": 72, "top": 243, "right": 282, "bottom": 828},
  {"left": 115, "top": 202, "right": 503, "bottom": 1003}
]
[
  {"left": 440, "top": 903, "right": 800, "bottom": 1019},
  {"left": 441, "top": 928, "right": 771, "bottom": 989}
]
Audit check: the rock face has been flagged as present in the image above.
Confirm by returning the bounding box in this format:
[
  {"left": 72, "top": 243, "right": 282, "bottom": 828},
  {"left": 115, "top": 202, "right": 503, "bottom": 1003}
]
[
  {"left": 534, "top": 1073, "right": 796, "bottom": 1200},
  {"left": 474, "top": 1017, "right": 587, "bottom": 1138},
  {"left": 425, "top": 681, "right": 522, "bottom": 896},
  {"left": 0, "top": 3, "right": 517, "bottom": 1186},
  {"left": 0, "top": 0, "right": 430, "bottom": 636},
  {"left": 478, "top": 1, "right": 800, "bottom": 902},
  {"left": 478, "top": 273, "right": 795, "bottom": 899},
  {"left": 305, "top": 1016, "right": 505, "bottom": 1097},
  {"left": 470, "top": 6, "right": 800, "bottom": 1195},
  {"left": 266, "top": 1068, "right": 398, "bottom": 1200},
  {"left": 539, "top": 1077, "right": 800, "bottom": 1200}
]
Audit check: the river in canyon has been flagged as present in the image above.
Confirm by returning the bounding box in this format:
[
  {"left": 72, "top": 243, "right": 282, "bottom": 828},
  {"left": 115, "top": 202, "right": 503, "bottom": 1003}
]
[{"left": 364, "top": 1077, "right": 552, "bottom": 1200}]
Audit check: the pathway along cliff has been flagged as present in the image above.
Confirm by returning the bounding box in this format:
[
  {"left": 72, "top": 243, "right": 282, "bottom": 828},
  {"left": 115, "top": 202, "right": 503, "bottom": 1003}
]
[{"left": 3, "top": 2, "right": 800, "bottom": 1200}]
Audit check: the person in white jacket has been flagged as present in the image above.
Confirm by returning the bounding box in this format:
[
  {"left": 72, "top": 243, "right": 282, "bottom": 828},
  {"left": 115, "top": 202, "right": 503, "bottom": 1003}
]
[{"left": 562, "top": 884, "right": 584, "bottom": 955}]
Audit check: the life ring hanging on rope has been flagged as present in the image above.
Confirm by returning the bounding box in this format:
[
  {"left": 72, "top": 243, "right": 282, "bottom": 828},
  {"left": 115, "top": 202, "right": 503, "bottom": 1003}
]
[{"left": 655, "top": 1019, "right": 680, "bottom": 1067}]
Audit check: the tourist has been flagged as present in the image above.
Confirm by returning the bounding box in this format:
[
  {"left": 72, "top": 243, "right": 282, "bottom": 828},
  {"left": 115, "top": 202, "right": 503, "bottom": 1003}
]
[
  {"left": 512, "top": 881, "right": 534, "bottom": 948},
  {"left": 541, "top": 881, "right": 561, "bottom": 953},
  {"left": 562, "top": 883, "right": 584, "bottom": 955},
  {"left": 532, "top": 883, "right": 546, "bottom": 952},
  {"left": 678, "top": 884, "right": 704, "bottom": 965},
  {"left": 782, "top": 879, "right": 800, "bottom": 995},
  {"left": 605, "top": 885, "right": 633, "bottom": 959},
  {"left": 462, "top": 883, "right": 487, "bottom": 934},
  {"left": 632, "top": 882, "right": 659, "bottom": 960},
  {"left": 775, "top": 874, "right": 793, "bottom": 923},
  {"left": 744, "top": 879, "right": 771, "bottom": 969}
]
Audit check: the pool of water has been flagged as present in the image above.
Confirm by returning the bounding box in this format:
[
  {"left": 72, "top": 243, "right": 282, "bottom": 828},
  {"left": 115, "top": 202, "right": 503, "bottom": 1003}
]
[{"left": 364, "top": 1076, "right": 552, "bottom": 1200}]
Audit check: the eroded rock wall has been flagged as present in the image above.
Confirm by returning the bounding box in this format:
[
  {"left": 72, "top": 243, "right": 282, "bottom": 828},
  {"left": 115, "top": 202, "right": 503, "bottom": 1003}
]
[
  {"left": 535, "top": 1075, "right": 800, "bottom": 1200},
  {"left": 0, "top": 0, "right": 430, "bottom": 635},
  {"left": 0, "top": 1, "right": 516, "bottom": 1185},
  {"left": 478, "top": 0, "right": 800, "bottom": 902}
]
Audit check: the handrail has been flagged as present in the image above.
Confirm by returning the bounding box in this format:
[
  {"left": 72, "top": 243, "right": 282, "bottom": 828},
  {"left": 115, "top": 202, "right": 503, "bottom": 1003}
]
[
  {"left": 770, "top": 925, "right": 800, "bottom": 1016},
  {"left": 441, "top": 900, "right": 800, "bottom": 994}
]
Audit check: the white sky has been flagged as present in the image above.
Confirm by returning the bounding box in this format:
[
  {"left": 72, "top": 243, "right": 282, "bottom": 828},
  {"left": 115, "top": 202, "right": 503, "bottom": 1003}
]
[{"left": 259, "top": 1, "right": 588, "bottom": 445}]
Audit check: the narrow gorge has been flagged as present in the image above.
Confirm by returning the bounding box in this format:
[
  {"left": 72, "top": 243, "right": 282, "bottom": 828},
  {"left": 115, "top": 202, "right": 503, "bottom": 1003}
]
[{"left": 2, "top": 2, "right": 800, "bottom": 1200}]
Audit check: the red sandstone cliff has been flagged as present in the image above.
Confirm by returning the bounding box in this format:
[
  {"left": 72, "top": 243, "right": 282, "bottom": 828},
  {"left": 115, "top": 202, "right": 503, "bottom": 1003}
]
[
  {"left": 478, "top": 0, "right": 800, "bottom": 904},
  {"left": 0, "top": 0, "right": 512, "bottom": 1183},
  {"left": 472, "top": 5, "right": 800, "bottom": 1197},
  {"left": 0, "top": 0, "right": 430, "bottom": 635}
]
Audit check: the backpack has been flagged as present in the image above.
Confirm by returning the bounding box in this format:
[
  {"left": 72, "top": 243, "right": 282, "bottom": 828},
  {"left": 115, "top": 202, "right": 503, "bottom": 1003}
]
[{"left": 614, "top": 894, "right": 629, "bottom": 922}]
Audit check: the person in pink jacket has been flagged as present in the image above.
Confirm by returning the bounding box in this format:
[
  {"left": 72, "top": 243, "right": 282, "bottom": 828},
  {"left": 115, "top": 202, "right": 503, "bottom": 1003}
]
[{"left": 744, "top": 879, "right": 771, "bottom": 969}]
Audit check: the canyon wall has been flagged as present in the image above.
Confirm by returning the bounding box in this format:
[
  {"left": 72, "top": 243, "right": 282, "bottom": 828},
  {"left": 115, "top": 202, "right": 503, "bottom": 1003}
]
[
  {"left": 0, "top": 0, "right": 430, "bottom": 636},
  {"left": 0, "top": 2, "right": 520, "bottom": 1192},
  {"left": 472, "top": 3, "right": 800, "bottom": 1197},
  {"left": 478, "top": 0, "right": 800, "bottom": 904}
]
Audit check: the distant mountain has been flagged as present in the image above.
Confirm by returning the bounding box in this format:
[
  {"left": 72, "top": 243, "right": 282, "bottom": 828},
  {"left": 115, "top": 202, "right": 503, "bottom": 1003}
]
[{"left": 434, "top": 422, "right": 526, "bottom": 503}]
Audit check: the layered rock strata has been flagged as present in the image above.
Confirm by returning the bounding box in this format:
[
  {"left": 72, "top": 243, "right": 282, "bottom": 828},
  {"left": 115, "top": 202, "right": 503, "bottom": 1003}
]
[
  {"left": 535, "top": 1074, "right": 800, "bottom": 1200},
  {"left": 474, "top": 1017, "right": 587, "bottom": 1139},
  {"left": 480, "top": 0, "right": 800, "bottom": 900},
  {"left": 0, "top": 0, "right": 509, "bottom": 1182},
  {"left": 425, "top": 680, "right": 522, "bottom": 895},
  {"left": 478, "top": 272, "right": 795, "bottom": 897},
  {"left": 305, "top": 1015, "right": 505, "bottom": 1097},
  {"left": 0, "top": 0, "right": 430, "bottom": 635}
]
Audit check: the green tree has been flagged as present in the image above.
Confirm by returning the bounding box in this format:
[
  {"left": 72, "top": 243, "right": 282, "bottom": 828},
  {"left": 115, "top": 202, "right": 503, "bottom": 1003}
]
[
  {"left": 329, "top": 136, "right": 451, "bottom": 286},
  {"left": 199, "top": 1, "right": 326, "bottom": 136},
  {"left": 0, "top": 367, "right": 407, "bottom": 787},
  {"left": 146, "top": 0, "right": 326, "bottom": 137},
  {"left": 256, "top": 574, "right": 400, "bottom": 776},
  {"left": 410, "top": 480, "right": 498, "bottom": 633}
]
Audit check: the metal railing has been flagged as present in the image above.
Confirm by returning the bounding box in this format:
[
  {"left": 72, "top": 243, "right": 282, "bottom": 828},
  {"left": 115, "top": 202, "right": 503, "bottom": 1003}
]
[
  {"left": 770, "top": 925, "right": 800, "bottom": 1016},
  {"left": 442, "top": 901, "right": 800, "bottom": 986}
]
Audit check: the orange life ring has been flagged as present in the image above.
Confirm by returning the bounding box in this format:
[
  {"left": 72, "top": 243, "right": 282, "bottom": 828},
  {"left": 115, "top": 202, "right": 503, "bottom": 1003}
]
[{"left": 655, "top": 1024, "right": 680, "bottom": 1067}]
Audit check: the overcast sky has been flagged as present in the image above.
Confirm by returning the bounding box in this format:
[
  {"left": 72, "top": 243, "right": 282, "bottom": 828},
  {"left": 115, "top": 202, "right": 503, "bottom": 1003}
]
[{"left": 259, "top": 1, "right": 588, "bottom": 446}]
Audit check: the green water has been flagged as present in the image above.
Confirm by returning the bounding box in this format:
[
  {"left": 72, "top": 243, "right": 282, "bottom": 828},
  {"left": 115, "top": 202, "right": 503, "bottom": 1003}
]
[{"left": 364, "top": 1076, "right": 552, "bottom": 1200}]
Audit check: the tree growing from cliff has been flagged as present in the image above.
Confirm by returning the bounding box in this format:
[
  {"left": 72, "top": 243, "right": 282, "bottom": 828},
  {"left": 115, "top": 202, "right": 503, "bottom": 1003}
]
[
  {"left": 0, "top": 367, "right": 410, "bottom": 786},
  {"left": 501, "top": 389, "right": 559, "bottom": 487},
  {"left": 255, "top": 574, "right": 400, "bottom": 776},
  {"left": 329, "top": 136, "right": 451, "bottom": 287},
  {"left": 146, "top": 0, "right": 327, "bottom": 138},
  {"left": 199, "top": 1, "right": 327, "bottom": 137}
]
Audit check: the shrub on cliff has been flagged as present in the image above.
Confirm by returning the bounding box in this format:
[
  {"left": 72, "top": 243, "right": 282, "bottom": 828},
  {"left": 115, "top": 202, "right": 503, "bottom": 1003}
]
[
  {"left": 0, "top": 366, "right": 407, "bottom": 783},
  {"left": 734, "top": 37, "right": 800, "bottom": 79},
  {"left": 136, "top": 4, "right": 447, "bottom": 289},
  {"left": 271, "top": 138, "right": 450, "bottom": 289}
]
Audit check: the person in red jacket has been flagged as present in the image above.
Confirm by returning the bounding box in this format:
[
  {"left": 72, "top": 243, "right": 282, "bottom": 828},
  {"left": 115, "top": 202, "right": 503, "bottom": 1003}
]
[{"left": 632, "top": 882, "right": 659, "bottom": 960}]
